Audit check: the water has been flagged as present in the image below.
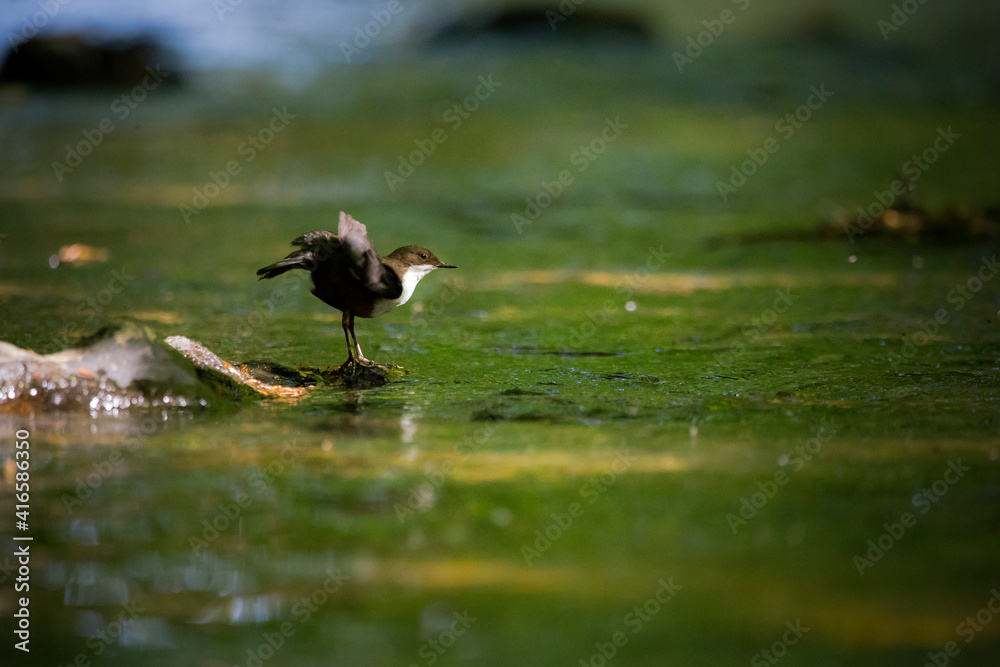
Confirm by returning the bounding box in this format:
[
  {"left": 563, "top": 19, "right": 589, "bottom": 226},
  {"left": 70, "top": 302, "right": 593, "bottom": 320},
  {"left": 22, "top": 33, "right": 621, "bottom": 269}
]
[{"left": 2, "top": 10, "right": 1000, "bottom": 666}]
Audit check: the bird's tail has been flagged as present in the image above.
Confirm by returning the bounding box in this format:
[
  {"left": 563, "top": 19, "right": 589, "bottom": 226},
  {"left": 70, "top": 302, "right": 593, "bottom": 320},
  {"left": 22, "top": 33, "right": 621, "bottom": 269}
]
[
  {"left": 256, "top": 250, "right": 313, "bottom": 280},
  {"left": 257, "top": 230, "right": 339, "bottom": 280}
]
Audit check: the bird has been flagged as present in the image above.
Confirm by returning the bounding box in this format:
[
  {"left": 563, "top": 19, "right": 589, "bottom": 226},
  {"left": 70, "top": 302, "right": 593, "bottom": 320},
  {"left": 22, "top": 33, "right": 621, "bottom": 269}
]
[{"left": 256, "top": 211, "right": 456, "bottom": 369}]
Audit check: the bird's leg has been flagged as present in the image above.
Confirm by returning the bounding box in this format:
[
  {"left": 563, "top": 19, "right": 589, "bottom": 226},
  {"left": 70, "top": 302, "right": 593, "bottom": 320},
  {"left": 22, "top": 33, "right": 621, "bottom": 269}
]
[
  {"left": 340, "top": 310, "right": 356, "bottom": 368},
  {"left": 348, "top": 312, "right": 374, "bottom": 365}
]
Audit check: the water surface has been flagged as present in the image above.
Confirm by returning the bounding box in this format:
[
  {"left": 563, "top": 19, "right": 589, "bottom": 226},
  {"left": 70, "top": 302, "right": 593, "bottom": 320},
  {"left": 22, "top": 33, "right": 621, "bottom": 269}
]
[{"left": 2, "top": 21, "right": 1000, "bottom": 667}]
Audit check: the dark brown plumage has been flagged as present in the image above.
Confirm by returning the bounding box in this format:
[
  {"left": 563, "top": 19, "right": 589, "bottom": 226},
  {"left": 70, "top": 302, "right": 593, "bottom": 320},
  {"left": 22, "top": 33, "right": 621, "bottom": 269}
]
[{"left": 257, "top": 212, "right": 455, "bottom": 367}]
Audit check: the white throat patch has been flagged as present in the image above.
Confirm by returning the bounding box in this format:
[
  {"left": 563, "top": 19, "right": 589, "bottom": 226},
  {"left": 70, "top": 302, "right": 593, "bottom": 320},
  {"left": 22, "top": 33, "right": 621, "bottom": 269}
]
[{"left": 395, "top": 264, "right": 436, "bottom": 308}]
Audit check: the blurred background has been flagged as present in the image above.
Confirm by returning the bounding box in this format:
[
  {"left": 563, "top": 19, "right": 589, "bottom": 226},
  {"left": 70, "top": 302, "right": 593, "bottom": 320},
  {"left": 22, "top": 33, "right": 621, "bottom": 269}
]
[{"left": 1, "top": 0, "right": 1000, "bottom": 665}]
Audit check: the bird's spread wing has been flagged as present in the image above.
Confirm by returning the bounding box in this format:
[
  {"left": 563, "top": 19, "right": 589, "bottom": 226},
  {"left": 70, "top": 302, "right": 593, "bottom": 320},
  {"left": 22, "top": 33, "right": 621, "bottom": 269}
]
[
  {"left": 257, "top": 230, "right": 339, "bottom": 279},
  {"left": 289, "top": 229, "right": 341, "bottom": 266},
  {"left": 337, "top": 211, "right": 401, "bottom": 298},
  {"left": 291, "top": 229, "right": 338, "bottom": 248}
]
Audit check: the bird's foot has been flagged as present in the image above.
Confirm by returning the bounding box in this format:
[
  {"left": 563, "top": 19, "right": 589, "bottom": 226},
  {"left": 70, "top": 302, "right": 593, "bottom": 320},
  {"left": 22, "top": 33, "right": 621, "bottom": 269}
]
[
  {"left": 322, "top": 357, "right": 403, "bottom": 388},
  {"left": 376, "top": 361, "right": 403, "bottom": 371},
  {"left": 333, "top": 356, "right": 399, "bottom": 373},
  {"left": 334, "top": 356, "right": 356, "bottom": 372},
  {"left": 352, "top": 354, "right": 401, "bottom": 371}
]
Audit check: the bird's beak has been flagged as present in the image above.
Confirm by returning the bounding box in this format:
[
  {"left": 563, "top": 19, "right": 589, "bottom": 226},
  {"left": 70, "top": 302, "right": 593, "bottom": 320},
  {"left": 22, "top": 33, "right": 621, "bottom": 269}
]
[{"left": 436, "top": 262, "right": 457, "bottom": 269}]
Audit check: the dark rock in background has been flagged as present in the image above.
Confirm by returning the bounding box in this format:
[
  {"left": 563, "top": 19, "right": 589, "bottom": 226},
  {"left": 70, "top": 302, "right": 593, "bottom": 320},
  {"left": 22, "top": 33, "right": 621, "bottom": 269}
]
[
  {"left": 424, "top": 4, "right": 656, "bottom": 47},
  {"left": 0, "top": 33, "right": 183, "bottom": 88}
]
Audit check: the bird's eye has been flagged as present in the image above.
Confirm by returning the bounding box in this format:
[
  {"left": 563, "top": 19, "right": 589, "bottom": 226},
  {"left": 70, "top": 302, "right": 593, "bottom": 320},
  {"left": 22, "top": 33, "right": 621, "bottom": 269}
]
[{"left": 420, "top": 253, "right": 427, "bottom": 259}]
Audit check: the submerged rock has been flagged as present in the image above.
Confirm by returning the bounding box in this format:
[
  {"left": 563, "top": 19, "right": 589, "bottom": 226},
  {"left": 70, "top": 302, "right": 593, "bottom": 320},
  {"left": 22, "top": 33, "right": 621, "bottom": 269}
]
[
  {"left": 0, "top": 324, "right": 307, "bottom": 415},
  {"left": 708, "top": 193, "right": 1000, "bottom": 247},
  {"left": 238, "top": 359, "right": 400, "bottom": 391},
  {"left": 422, "top": 6, "right": 655, "bottom": 46},
  {"left": 313, "top": 362, "right": 402, "bottom": 390},
  {"left": 164, "top": 336, "right": 310, "bottom": 400},
  {"left": 240, "top": 360, "right": 321, "bottom": 388}
]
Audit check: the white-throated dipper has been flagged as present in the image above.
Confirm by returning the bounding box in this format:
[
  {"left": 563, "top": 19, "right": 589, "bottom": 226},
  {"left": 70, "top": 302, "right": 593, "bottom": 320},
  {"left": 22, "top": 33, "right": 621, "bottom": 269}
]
[{"left": 257, "top": 211, "right": 456, "bottom": 368}]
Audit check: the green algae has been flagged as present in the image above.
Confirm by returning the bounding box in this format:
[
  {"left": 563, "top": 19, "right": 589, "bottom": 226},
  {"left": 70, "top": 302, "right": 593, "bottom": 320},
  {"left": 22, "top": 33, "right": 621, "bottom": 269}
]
[{"left": 1, "top": 18, "right": 999, "bottom": 667}]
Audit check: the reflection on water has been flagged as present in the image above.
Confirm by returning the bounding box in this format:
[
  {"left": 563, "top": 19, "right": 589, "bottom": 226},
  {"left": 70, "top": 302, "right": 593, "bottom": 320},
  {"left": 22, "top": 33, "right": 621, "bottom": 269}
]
[{"left": 4, "top": 389, "right": 1000, "bottom": 664}]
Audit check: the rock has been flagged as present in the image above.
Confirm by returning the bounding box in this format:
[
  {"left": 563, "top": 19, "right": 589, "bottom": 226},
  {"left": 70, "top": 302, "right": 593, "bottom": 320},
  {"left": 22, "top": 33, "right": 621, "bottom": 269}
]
[
  {"left": 424, "top": 6, "right": 655, "bottom": 47},
  {"left": 0, "top": 34, "right": 182, "bottom": 88},
  {"left": 313, "top": 362, "right": 403, "bottom": 390},
  {"left": 0, "top": 321, "right": 419, "bottom": 415},
  {"left": 0, "top": 324, "right": 307, "bottom": 415},
  {"left": 164, "top": 336, "right": 311, "bottom": 400},
  {"left": 240, "top": 360, "right": 321, "bottom": 388}
]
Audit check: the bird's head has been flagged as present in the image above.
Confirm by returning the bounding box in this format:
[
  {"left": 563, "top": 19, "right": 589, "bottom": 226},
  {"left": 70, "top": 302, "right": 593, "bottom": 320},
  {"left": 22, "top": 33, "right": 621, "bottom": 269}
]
[{"left": 386, "top": 246, "right": 457, "bottom": 277}]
